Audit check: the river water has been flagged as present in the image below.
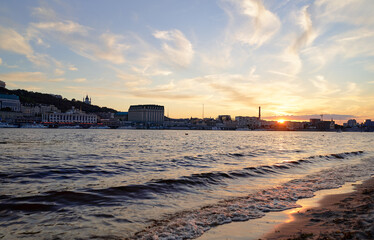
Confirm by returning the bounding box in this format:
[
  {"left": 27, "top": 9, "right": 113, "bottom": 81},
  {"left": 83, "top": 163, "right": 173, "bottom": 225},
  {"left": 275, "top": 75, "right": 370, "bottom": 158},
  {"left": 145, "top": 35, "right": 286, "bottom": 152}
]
[{"left": 0, "top": 129, "right": 373, "bottom": 239}]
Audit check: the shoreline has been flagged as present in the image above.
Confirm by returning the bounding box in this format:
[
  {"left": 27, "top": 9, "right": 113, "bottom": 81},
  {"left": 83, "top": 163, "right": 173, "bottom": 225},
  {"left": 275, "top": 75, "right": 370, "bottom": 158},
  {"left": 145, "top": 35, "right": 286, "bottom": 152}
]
[
  {"left": 196, "top": 180, "right": 364, "bottom": 240},
  {"left": 263, "top": 176, "right": 374, "bottom": 240}
]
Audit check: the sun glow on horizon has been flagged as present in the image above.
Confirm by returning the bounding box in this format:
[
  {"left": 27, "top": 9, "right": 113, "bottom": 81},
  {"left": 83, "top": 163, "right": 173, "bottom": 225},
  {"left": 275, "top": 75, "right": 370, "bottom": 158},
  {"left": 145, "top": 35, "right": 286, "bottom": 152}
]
[{"left": 277, "top": 119, "right": 286, "bottom": 124}]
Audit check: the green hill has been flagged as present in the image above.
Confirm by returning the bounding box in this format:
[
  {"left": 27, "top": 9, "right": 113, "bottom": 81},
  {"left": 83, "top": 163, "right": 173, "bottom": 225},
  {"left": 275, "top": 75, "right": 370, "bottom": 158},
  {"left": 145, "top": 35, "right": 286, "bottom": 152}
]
[{"left": 0, "top": 88, "right": 117, "bottom": 113}]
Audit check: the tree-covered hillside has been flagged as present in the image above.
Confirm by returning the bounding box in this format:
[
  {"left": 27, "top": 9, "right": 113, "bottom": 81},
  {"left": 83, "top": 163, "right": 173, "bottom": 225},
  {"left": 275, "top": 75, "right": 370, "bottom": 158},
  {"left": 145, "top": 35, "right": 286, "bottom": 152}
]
[{"left": 0, "top": 88, "right": 117, "bottom": 113}]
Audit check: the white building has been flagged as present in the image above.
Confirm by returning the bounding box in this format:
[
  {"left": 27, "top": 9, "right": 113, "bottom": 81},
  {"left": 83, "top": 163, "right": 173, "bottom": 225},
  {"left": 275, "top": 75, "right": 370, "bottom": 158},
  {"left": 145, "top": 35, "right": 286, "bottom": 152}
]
[
  {"left": 0, "top": 80, "right": 5, "bottom": 88},
  {"left": 42, "top": 107, "right": 97, "bottom": 124}
]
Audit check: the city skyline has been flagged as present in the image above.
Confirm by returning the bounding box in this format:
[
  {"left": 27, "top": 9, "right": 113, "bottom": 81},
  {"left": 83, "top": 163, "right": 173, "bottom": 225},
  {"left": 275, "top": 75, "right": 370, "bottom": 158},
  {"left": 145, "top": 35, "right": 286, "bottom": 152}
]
[{"left": 0, "top": 1, "right": 374, "bottom": 122}]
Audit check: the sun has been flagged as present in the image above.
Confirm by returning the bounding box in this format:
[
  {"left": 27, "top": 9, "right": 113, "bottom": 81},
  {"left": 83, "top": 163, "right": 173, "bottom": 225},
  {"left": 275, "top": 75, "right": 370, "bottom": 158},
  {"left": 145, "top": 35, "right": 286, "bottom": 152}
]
[{"left": 277, "top": 119, "right": 286, "bottom": 124}]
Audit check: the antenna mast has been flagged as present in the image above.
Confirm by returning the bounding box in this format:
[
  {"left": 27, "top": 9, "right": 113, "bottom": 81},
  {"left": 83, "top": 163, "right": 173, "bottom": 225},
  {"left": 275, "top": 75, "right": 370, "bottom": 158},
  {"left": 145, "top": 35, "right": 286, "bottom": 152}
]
[{"left": 202, "top": 104, "right": 204, "bottom": 119}]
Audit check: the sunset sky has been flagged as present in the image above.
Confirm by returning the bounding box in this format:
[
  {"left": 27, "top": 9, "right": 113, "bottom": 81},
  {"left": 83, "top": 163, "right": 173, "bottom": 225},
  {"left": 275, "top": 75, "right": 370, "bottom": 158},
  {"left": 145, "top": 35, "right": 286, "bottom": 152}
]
[{"left": 0, "top": 0, "right": 373, "bottom": 122}]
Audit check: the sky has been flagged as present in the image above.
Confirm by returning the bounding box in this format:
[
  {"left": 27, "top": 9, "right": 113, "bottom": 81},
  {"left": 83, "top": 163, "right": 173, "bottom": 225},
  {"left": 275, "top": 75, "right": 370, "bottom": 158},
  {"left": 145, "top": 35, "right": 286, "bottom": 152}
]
[{"left": 0, "top": 0, "right": 373, "bottom": 122}]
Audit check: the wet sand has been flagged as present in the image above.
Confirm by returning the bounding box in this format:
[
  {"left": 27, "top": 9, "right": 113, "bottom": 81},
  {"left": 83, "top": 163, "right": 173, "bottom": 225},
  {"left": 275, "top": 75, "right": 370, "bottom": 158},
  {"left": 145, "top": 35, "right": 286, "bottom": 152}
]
[
  {"left": 197, "top": 180, "right": 364, "bottom": 240},
  {"left": 264, "top": 177, "right": 374, "bottom": 240}
]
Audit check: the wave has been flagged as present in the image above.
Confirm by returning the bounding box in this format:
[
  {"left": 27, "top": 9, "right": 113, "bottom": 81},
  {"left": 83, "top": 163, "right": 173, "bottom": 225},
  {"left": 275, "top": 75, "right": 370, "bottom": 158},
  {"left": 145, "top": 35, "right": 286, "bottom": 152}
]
[
  {"left": 0, "top": 151, "right": 364, "bottom": 214},
  {"left": 0, "top": 165, "right": 134, "bottom": 183},
  {"left": 96, "top": 151, "right": 364, "bottom": 199},
  {"left": 0, "top": 191, "right": 114, "bottom": 214},
  {"left": 131, "top": 156, "right": 374, "bottom": 240}
]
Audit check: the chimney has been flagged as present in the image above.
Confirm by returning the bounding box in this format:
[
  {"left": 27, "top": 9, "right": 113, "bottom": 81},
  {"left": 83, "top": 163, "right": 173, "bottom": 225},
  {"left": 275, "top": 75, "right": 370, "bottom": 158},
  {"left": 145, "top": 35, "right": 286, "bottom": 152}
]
[{"left": 259, "top": 106, "right": 261, "bottom": 120}]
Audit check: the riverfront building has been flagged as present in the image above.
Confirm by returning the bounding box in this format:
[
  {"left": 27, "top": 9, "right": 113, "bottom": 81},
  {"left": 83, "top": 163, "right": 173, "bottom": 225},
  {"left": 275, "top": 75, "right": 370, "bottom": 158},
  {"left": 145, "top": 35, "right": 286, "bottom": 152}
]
[
  {"left": 128, "top": 104, "right": 164, "bottom": 123},
  {"left": 42, "top": 107, "right": 97, "bottom": 124},
  {"left": 0, "top": 94, "right": 21, "bottom": 112}
]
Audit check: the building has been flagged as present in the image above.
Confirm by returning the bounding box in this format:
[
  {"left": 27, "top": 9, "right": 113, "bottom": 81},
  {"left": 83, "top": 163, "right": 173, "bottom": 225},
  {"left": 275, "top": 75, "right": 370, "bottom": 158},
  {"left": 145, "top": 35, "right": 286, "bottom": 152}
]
[
  {"left": 0, "top": 80, "right": 5, "bottom": 88},
  {"left": 347, "top": 119, "right": 357, "bottom": 127},
  {"left": 317, "top": 120, "right": 335, "bottom": 131},
  {"left": 42, "top": 107, "right": 97, "bottom": 124},
  {"left": 0, "top": 94, "right": 21, "bottom": 112},
  {"left": 217, "top": 115, "right": 232, "bottom": 122},
  {"left": 235, "top": 116, "right": 260, "bottom": 129},
  {"left": 115, "top": 112, "right": 128, "bottom": 121},
  {"left": 83, "top": 95, "right": 91, "bottom": 105},
  {"left": 128, "top": 104, "right": 164, "bottom": 123},
  {"left": 364, "top": 119, "right": 373, "bottom": 127},
  {"left": 21, "top": 104, "right": 61, "bottom": 116}
]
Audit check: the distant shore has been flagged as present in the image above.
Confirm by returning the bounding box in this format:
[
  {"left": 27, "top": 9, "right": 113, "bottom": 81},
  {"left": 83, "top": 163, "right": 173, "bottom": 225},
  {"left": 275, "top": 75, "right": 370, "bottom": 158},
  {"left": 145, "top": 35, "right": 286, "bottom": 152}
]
[
  {"left": 264, "top": 177, "right": 374, "bottom": 240},
  {"left": 0, "top": 124, "right": 372, "bottom": 132}
]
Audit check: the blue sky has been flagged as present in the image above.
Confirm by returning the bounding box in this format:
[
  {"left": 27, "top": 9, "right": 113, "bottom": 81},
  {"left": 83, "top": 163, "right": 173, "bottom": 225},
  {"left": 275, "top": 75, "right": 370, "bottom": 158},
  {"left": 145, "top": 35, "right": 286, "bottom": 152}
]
[{"left": 0, "top": 0, "right": 373, "bottom": 122}]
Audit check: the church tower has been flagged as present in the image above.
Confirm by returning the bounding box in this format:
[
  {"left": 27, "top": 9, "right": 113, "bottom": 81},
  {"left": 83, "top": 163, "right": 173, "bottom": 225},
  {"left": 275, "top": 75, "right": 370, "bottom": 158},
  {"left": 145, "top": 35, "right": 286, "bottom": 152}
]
[{"left": 83, "top": 95, "right": 91, "bottom": 105}]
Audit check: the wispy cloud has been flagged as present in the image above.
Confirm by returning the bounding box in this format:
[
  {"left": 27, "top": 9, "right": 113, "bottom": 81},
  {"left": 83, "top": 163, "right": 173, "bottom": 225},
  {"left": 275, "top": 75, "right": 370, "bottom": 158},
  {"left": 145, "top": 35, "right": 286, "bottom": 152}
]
[
  {"left": 311, "top": 75, "right": 340, "bottom": 96},
  {"left": 73, "top": 78, "right": 87, "bottom": 83},
  {"left": 30, "top": 19, "right": 129, "bottom": 64},
  {"left": 282, "top": 5, "right": 317, "bottom": 76},
  {"left": 0, "top": 26, "right": 33, "bottom": 57},
  {"left": 54, "top": 69, "right": 65, "bottom": 76},
  {"left": 314, "top": 0, "right": 374, "bottom": 25},
  {"left": 68, "top": 65, "right": 78, "bottom": 71},
  {"left": 0, "top": 72, "right": 48, "bottom": 82},
  {"left": 31, "top": 21, "right": 89, "bottom": 35},
  {"left": 117, "top": 72, "right": 152, "bottom": 88},
  {"left": 153, "top": 29, "right": 194, "bottom": 67},
  {"left": 289, "top": 5, "right": 317, "bottom": 54},
  {"left": 224, "top": 0, "right": 281, "bottom": 46}
]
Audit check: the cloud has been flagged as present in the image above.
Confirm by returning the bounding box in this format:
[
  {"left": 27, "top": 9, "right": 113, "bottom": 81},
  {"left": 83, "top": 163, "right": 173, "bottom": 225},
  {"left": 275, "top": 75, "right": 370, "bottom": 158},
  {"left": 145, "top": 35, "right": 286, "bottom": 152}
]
[
  {"left": 68, "top": 65, "right": 78, "bottom": 71},
  {"left": 128, "top": 88, "right": 197, "bottom": 100},
  {"left": 0, "top": 26, "right": 64, "bottom": 67},
  {"left": 311, "top": 75, "right": 340, "bottom": 96},
  {"left": 50, "top": 78, "right": 65, "bottom": 82},
  {"left": 289, "top": 5, "right": 317, "bottom": 54},
  {"left": 182, "top": 73, "right": 303, "bottom": 111},
  {"left": 0, "top": 71, "right": 66, "bottom": 83},
  {"left": 32, "top": 6, "right": 57, "bottom": 20},
  {"left": 30, "top": 20, "right": 129, "bottom": 64},
  {"left": 117, "top": 72, "right": 152, "bottom": 88},
  {"left": 224, "top": 0, "right": 281, "bottom": 46},
  {"left": 314, "top": 0, "right": 374, "bottom": 26},
  {"left": 73, "top": 78, "right": 87, "bottom": 83},
  {"left": 31, "top": 21, "right": 89, "bottom": 35},
  {"left": 303, "top": 28, "right": 374, "bottom": 71},
  {"left": 282, "top": 5, "right": 317, "bottom": 76},
  {"left": 131, "top": 66, "right": 172, "bottom": 76},
  {"left": 92, "top": 33, "right": 129, "bottom": 64},
  {"left": 54, "top": 69, "right": 65, "bottom": 76},
  {"left": 0, "top": 26, "right": 33, "bottom": 56},
  {"left": 0, "top": 72, "right": 48, "bottom": 82},
  {"left": 301, "top": 0, "right": 374, "bottom": 71},
  {"left": 153, "top": 29, "right": 194, "bottom": 67}
]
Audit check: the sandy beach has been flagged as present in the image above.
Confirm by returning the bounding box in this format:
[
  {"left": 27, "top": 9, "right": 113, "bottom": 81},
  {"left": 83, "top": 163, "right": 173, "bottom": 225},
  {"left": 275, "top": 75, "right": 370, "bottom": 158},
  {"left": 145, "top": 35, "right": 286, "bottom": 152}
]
[{"left": 263, "top": 177, "right": 374, "bottom": 240}]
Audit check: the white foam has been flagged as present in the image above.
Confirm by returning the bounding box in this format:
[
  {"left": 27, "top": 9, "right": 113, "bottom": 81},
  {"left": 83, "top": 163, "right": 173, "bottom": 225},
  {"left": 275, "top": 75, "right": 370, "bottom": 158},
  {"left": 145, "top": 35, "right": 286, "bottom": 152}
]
[{"left": 133, "top": 158, "right": 374, "bottom": 240}]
